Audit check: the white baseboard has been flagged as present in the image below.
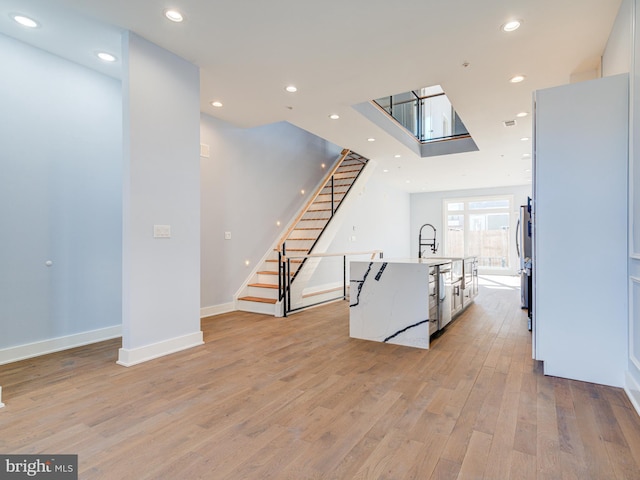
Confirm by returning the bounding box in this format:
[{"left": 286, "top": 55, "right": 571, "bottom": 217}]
[
  {"left": 0, "top": 325, "right": 122, "bottom": 366},
  {"left": 200, "top": 302, "right": 235, "bottom": 318},
  {"left": 117, "top": 331, "right": 204, "bottom": 367},
  {"left": 625, "top": 371, "right": 640, "bottom": 418}
]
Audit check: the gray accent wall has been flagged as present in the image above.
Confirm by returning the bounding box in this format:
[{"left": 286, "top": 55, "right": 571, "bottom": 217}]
[
  {"left": 200, "top": 115, "right": 342, "bottom": 308},
  {"left": 0, "top": 33, "right": 123, "bottom": 349}
]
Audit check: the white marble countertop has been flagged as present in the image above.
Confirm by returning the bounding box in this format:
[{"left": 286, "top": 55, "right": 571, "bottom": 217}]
[{"left": 352, "top": 257, "right": 452, "bottom": 267}]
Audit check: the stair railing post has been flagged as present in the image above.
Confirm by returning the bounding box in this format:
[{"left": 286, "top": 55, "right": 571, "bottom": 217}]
[
  {"left": 343, "top": 255, "right": 347, "bottom": 300},
  {"left": 278, "top": 250, "right": 282, "bottom": 301},
  {"left": 286, "top": 258, "right": 292, "bottom": 317},
  {"left": 331, "top": 176, "right": 335, "bottom": 217}
]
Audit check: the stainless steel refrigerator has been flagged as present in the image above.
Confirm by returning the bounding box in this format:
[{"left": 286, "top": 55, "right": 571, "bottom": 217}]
[{"left": 516, "top": 199, "right": 532, "bottom": 326}]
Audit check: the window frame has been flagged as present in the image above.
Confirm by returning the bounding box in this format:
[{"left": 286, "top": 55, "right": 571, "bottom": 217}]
[{"left": 442, "top": 194, "right": 516, "bottom": 274}]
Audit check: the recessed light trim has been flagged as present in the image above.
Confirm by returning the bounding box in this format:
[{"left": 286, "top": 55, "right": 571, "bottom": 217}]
[
  {"left": 394, "top": 154, "right": 401, "bottom": 158},
  {"left": 383, "top": 169, "right": 389, "bottom": 173},
  {"left": 211, "top": 101, "right": 223, "bottom": 108},
  {"left": 97, "top": 52, "right": 117, "bottom": 62},
  {"left": 521, "top": 137, "right": 530, "bottom": 141},
  {"left": 502, "top": 20, "right": 522, "bottom": 32},
  {"left": 367, "top": 138, "right": 375, "bottom": 142},
  {"left": 510, "top": 75, "right": 526, "bottom": 83},
  {"left": 164, "top": 9, "right": 184, "bottom": 22},
  {"left": 516, "top": 112, "right": 528, "bottom": 118},
  {"left": 12, "top": 14, "right": 39, "bottom": 28},
  {"left": 329, "top": 114, "right": 340, "bottom": 120},
  {"left": 285, "top": 85, "right": 297, "bottom": 93}
]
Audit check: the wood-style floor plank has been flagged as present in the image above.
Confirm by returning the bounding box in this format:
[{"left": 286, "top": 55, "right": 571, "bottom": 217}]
[{"left": 1, "top": 276, "right": 640, "bottom": 479}]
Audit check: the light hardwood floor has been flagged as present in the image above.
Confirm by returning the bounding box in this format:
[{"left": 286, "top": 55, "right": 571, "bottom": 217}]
[{"left": 1, "top": 277, "right": 640, "bottom": 479}]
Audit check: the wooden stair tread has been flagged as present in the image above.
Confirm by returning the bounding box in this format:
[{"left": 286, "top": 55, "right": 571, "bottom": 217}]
[
  {"left": 248, "top": 283, "right": 279, "bottom": 289},
  {"left": 238, "top": 296, "right": 277, "bottom": 304},
  {"left": 294, "top": 227, "right": 323, "bottom": 230}
]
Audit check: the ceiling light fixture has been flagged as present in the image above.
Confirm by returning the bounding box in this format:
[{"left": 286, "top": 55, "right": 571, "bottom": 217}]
[
  {"left": 329, "top": 114, "right": 340, "bottom": 120},
  {"left": 383, "top": 169, "right": 389, "bottom": 173},
  {"left": 164, "top": 9, "right": 184, "bottom": 22},
  {"left": 12, "top": 14, "right": 39, "bottom": 28},
  {"left": 516, "top": 112, "right": 528, "bottom": 118},
  {"left": 501, "top": 20, "right": 522, "bottom": 32},
  {"left": 211, "top": 101, "right": 223, "bottom": 108},
  {"left": 394, "top": 154, "right": 401, "bottom": 158},
  {"left": 285, "top": 85, "right": 297, "bottom": 93},
  {"left": 510, "top": 75, "right": 526, "bottom": 83},
  {"left": 97, "top": 52, "right": 117, "bottom": 62},
  {"left": 367, "top": 138, "right": 375, "bottom": 142},
  {"left": 521, "top": 137, "right": 530, "bottom": 141}
]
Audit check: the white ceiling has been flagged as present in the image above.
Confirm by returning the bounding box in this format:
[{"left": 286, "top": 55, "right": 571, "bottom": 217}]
[{"left": 0, "top": 0, "right": 622, "bottom": 193}]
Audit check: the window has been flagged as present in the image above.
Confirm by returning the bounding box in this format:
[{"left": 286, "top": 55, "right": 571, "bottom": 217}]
[{"left": 444, "top": 195, "right": 513, "bottom": 270}]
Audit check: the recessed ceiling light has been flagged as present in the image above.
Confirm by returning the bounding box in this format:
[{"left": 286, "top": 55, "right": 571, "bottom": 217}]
[
  {"left": 164, "top": 9, "right": 184, "bottom": 22},
  {"left": 525, "top": 169, "right": 532, "bottom": 173},
  {"left": 300, "top": 189, "right": 305, "bottom": 195},
  {"left": 329, "top": 114, "right": 340, "bottom": 120},
  {"left": 405, "top": 180, "right": 411, "bottom": 184},
  {"left": 97, "top": 52, "right": 117, "bottom": 62},
  {"left": 522, "top": 153, "right": 531, "bottom": 158},
  {"left": 521, "top": 137, "right": 530, "bottom": 141},
  {"left": 516, "top": 112, "right": 528, "bottom": 118},
  {"left": 211, "top": 101, "right": 223, "bottom": 108},
  {"left": 394, "top": 154, "right": 401, "bottom": 158},
  {"left": 510, "top": 75, "right": 526, "bottom": 83},
  {"left": 383, "top": 169, "right": 389, "bottom": 173},
  {"left": 367, "top": 138, "right": 375, "bottom": 142},
  {"left": 501, "top": 20, "right": 522, "bottom": 32},
  {"left": 12, "top": 14, "right": 39, "bottom": 28},
  {"left": 285, "top": 85, "right": 297, "bottom": 93}
]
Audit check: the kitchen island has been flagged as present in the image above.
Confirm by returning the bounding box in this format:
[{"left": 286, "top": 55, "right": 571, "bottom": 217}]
[{"left": 349, "top": 258, "right": 452, "bottom": 349}]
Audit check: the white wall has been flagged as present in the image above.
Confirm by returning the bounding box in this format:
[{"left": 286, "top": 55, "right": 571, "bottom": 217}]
[
  {"left": 622, "top": 0, "right": 640, "bottom": 412},
  {"left": 603, "top": 0, "right": 632, "bottom": 77},
  {"left": 119, "top": 32, "right": 202, "bottom": 366},
  {"left": 0, "top": 34, "right": 122, "bottom": 358},
  {"left": 200, "top": 114, "right": 342, "bottom": 309},
  {"left": 409, "top": 185, "right": 531, "bottom": 274},
  {"left": 305, "top": 170, "right": 412, "bottom": 289}
]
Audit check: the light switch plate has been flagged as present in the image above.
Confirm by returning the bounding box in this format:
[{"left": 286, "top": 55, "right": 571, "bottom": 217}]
[{"left": 154, "top": 225, "right": 171, "bottom": 238}]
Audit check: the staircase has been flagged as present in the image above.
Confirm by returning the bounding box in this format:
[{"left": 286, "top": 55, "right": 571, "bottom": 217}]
[{"left": 236, "top": 149, "right": 369, "bottom": 315}]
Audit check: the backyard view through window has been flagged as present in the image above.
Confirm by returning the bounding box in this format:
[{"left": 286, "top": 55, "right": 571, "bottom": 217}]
[{"left": 444, "top": 196, "right": 512, "bottom": 270}]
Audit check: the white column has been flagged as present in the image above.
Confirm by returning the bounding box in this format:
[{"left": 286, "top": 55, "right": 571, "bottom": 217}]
[{"left": 118, "top": 32, "right": 203, "bottom": 366}]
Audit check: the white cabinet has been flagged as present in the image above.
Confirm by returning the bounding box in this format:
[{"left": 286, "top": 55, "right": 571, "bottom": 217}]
[{"left": 533, "top": 74, "right": 628, "bottom": 387}]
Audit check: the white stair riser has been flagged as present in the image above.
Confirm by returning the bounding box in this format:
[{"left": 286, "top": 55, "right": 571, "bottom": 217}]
[
  {"left": 246, "top": 285, "right": 279, "bottom": 299},
  {"left": 236, "top": 300, "right": 276, "bottom": 315},
  {"left": 257, "top": 273, "right": 280, "bottom": 284}
]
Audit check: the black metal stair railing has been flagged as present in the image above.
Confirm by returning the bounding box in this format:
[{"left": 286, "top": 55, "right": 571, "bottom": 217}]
[{"left": 278, "top": 152, "right": 368, "bottom": 307}]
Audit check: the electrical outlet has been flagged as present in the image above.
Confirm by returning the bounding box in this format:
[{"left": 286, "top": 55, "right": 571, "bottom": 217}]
[{"left": 224, "top": 231, "right": 232, "bottom": 240}]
